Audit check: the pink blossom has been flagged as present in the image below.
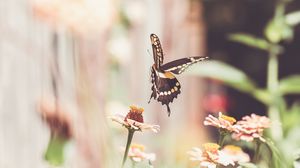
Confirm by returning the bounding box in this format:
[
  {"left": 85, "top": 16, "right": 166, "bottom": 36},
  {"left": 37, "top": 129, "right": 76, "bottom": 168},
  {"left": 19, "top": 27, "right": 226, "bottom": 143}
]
[
  {"left": 127, "top": 144, "right": 156, "bottom": 163},
  {"left": 204, "top": 112, "right": 238, "bottom": 132},
  {"left": 232, "top": 114, "right": 271, "bottom": 142}
]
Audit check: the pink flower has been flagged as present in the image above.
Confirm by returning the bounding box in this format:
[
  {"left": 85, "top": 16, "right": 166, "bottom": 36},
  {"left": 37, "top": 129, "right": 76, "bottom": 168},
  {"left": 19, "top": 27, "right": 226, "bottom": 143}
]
[
  {"left": 127, "top": 144, "right": 156, "bottom": 163},
  {"left": 37, "top": 96, "right": 73, "bottom": 139},
  {"left": 232, "top": 114, "right": 271, "bottom": 142},
  {"left": 109, "top": 105, "right": 160, "bottom": 133},
  {"left": 30, "top": 0, "right": 116, "bottom": 35},
  {"left": 221, "top": 145, "right": 250, "bottom": 163},
  {"left": 187, "top": 143, "right": 235, "bottom": 168},
  {"left": 204, "top": 112, "right": 238, "bottom": 132}
]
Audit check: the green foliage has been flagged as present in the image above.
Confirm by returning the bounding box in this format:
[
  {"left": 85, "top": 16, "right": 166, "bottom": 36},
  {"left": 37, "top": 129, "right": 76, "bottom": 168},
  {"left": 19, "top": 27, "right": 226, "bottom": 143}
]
[
  {"left": 187, "top": 61, "right": 270, "bottom": 104},
  {"left": 264, "top": 3, "right": 293, "bottom": 43},
  {"left": 188, "top": 1, "right": 300, "bottom": 168},
  {"left": 279, "top": 75, "right": 300, "bottom": 95},
  {"left": 280, "top": 125, "right": 300, "bottom": 165},
  {"left": 282, "top": 102, "right": 300, "bottom": 132},
  {"left": 285, "top": 11, "right": 300, "bottom": 26},
  {"left": 264, "top": 138, "right": 286, "bottom": 168},
  {"left": 187, "top": 61, "right": 256, "bottom": 92},
  {"left": 238, "top": 162, "right": 259, "bottom": 168},
  {"left": 228, "top": 33, "right": 271, "bottom": 51},
  {"left": 265, "top": 16, "right": 293, "bottom": 43}
]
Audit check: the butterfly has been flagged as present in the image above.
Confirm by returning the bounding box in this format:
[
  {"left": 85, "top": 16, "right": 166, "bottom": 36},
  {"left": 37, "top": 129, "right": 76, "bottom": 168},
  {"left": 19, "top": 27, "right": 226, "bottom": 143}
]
[{"left": 148, "top": 33, "right": 209, "bottom": 116}]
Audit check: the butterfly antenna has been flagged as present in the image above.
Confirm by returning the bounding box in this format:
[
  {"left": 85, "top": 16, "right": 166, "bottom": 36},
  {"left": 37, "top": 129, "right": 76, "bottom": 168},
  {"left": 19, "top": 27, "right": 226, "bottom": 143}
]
[{"left": 147, "top": 49, "right": 151, "bottom": 56}]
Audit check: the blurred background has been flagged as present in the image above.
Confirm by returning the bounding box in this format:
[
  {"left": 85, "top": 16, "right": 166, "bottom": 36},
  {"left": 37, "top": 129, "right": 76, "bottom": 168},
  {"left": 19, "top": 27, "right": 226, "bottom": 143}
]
[{"left": 0, "top": 0, "right": 300, "bottom": 167}]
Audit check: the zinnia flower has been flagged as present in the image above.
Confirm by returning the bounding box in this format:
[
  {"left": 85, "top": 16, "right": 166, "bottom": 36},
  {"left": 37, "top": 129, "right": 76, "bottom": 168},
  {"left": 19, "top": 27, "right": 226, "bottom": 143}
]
[
  {"left": 37, "top": 97, "right": 73, "bottom": 139},
  {"left": 204, "top": 112, "right": 238, "bottom": 132},
  {"left": 37, "top": 96, "right": 74, "bottom": 166},
  {"left": 187, "top": 143, "right": 235, "bottom": 168},
  {"left": 109, "top": 105, "right": 160, "bottom": 133},
  {"left": 232, "top": 114, "right": 271, "bottom": 142},
  {"left": 127, "top": 144, "right": 156, "bottom": 163},
  {"left": 221, "top": 145, "right": 250, "bottom": 163},
  {"left": 110, "top": 105, "right": 159, "bottom": 167}
]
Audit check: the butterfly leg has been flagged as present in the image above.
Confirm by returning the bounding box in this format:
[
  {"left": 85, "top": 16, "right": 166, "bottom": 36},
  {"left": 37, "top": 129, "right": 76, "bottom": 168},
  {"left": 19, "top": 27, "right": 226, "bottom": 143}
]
[
  {"left": 148, "top": 87, "right": 157, "bottom": 103},
  {"left": 148, "top": 94, "right": 154, "bottom": 103}
]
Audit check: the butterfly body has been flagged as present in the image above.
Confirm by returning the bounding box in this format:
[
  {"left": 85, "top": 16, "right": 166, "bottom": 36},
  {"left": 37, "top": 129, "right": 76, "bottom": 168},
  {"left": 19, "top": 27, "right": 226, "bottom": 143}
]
[{"left": 148, "top": 34, "right": 208, "bottom": 116}]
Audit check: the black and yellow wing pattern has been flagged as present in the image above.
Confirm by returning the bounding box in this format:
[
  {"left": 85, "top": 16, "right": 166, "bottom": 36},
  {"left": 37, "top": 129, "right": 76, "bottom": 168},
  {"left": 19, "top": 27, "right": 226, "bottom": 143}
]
[{"left": 148, "top": 34, "right": 209, "bottom": 116}]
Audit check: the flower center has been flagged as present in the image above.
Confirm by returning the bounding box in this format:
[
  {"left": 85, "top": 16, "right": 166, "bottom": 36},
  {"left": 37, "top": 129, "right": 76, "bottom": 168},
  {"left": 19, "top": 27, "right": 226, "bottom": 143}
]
[
  {"left": 125, "top": 105, "right": 144, "bottom": 123},
  {"left": 220, "top": 114, "right": 236, "bottom": 124},
  {"left": 223, "top": 145, "right": 242, "bottom": 154},
  {"left": 203, "top": 143, "right": 220, "bottom": 153},
  {"left": 131, "top": 144, "right": 145, "bottom": 151}
]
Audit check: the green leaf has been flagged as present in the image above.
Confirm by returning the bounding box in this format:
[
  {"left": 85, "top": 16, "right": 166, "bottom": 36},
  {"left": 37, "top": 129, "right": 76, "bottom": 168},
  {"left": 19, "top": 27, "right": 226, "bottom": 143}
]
[
  {"left": 252, "top": 89, "right": 270, "bottom": 105},
  {"left": 282, "top": 102, "right": 300, "bottom": 132},
  {"left": 285, "top": 11, "right": 300, "bottom": 26},
  {"left": 186, "top": 61, "right": 269, "bottom": 104},
  {"left": 228, "top": 33, "right": 271, "bottom": 51},
  {"left": 278, "top": 126, "right": 300, "bottom": 166},
  {"left": 264, "top": 138, "right": 286, "bottom": 168},
  {"left": 265, "top": 15, "right": 293, "bottom": 43},
  {"left": 187, "top": 61, "right": 255, "bottom": 91},
  {"left": 279, "top": 75, "right": 300, "bottom": 95},
  {"left": 264, "top": 2, "right": 294, "bottom": 43},
  {"left": 238, "top": 162, "right": 259, "bottom": 168}
]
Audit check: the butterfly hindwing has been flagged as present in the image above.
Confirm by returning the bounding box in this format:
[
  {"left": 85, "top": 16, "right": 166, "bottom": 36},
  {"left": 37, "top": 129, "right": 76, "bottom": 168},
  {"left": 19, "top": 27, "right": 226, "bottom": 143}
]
[
  {"left": 149, "top": 66, "right": 181, "bottom": 116},
  {"left": 150, "top": 34, "right": 164, "bottom": 69},
  {"left": 156, "top": 77, "right": 181, "bottom": 116},
  {"left": 160, "top": 56, "right": 209, "bottom": 74}
]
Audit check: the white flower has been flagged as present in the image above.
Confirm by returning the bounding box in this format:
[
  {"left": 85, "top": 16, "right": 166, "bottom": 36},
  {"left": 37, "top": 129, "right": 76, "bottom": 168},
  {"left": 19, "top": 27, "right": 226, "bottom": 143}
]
[
  {"left": 187, "top": 143, "right": 235, "bottom": 168},
  {"left": 221, "top": 145, "right": 250, "bottom": 163},
  {"left": 127, "top": 144, "right": 156, "bottom": 163}
]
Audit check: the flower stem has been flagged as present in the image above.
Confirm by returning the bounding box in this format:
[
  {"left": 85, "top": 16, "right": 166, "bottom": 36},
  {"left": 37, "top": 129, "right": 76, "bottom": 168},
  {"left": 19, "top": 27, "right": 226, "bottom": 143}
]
[
  {"left": 44, "top": 134, "right": 68, "bottom": 166},
  {"left": 122, "top": 129, "right": 135, "bottom": 167},
  {"left": 132, "top": 161, "right": 136, "bottom": 168},
  {"left": 267, "top": 49, "right": 282, "bottom": 141},
  {"left": 149, "top": 160, "right": 153, "bottom": 168},
  {"left": 253, "top": 140, "right": 261, "bottom": 163},
  {"left": 218, "top": 129, "right": 227, "bottom": 147}
]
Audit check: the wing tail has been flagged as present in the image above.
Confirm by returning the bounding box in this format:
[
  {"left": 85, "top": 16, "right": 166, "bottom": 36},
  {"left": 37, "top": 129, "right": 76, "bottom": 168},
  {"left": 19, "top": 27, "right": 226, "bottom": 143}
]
[{"left": 166, "top": 104, "right": 171, "bottom": 117}]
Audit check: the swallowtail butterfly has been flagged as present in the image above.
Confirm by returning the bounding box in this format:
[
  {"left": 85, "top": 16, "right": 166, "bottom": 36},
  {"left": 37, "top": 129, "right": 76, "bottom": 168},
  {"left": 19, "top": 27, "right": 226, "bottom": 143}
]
[{"left": 148, "top": 34, "right": 209, "bottom": 116}]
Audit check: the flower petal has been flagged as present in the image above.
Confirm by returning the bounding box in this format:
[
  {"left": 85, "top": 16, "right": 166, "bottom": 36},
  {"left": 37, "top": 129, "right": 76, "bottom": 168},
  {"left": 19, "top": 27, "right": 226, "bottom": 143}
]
[
  {"left": 109, "top": 115, "right": 128, "bottom": 126},
  {"left": 127, "top": 119, "right": 160, "bottom": 133}
]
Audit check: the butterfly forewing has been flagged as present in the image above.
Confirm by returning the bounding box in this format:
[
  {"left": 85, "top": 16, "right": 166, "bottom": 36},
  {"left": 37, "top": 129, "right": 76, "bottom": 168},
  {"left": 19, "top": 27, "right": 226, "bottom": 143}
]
[
  {"left": 160, "top": 56, "right": 209, "bottom": 74},
  {"left": 150, "top": 34, "right": 164, "bottom": 69}
]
